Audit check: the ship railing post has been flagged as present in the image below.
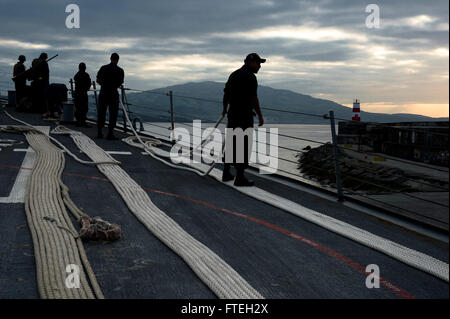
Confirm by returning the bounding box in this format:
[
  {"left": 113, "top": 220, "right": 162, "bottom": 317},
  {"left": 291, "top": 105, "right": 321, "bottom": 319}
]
[
  {"left": 69, "top": 78, "right": 74, "bottom": 101},
  {"left": 120, "top": 85, "right": 128, "bottom": 132},
  {"left": 169, "top": 90, "right": 175, "bottom": 141},
  {"left": 329, "top": 110, "right": 344, "bottom": 202},
  {"left": 92, "top": 81, "right": 98, "bottom": 114}
]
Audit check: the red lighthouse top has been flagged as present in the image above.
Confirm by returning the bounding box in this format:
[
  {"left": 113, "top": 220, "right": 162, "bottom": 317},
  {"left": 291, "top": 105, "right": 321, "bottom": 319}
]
[{"left": 352, "top": 99, "right": 361, "bottom": 121}]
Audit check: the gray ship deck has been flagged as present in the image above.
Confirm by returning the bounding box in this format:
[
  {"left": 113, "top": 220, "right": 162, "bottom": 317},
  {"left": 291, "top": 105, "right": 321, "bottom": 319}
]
[{"left": 0, "top": 106, "right": 448, "bottom": 299}]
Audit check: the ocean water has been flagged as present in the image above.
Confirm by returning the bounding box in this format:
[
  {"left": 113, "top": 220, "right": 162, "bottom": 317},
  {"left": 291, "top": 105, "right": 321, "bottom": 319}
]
[{"left": 142, "top": 122, "right": 335, "bottom": 182}]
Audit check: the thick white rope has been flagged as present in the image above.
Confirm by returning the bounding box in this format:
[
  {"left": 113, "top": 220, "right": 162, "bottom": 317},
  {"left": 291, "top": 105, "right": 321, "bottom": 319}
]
[
  {"left": 3, "top": 104, "right": 261, "bottom": 298},
  {"left": 118, "top": 98, "right": 225, "bottom": 178},
  {"left": 117, "top": 102, "right": 449, "bottom": 283},
  {"left": 1, "top": 106, "right": 120, "bottom": 166},
  {"left": 51, "top": 125, "right": 263, "bottom": 299},
  {"left": 22, "top": 130, "right": 104, "bottom": 299},
  {"left": 136, "top": 146, "right": 450, "bottom": 282}
]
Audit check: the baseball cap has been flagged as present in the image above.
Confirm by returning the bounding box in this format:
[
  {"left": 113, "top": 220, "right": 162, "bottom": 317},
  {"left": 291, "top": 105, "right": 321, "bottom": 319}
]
[{"left": 245, "top": 53, "right": 266, "bottom": 63}]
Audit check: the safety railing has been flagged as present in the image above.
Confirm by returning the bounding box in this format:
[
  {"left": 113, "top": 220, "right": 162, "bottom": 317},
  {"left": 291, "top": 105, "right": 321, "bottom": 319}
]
[
  {"left": 2, "top": 71, "right": 447, "bottom": 226},
  {"left": 64, "top": 79, "right": 450, "bottom": 226}
]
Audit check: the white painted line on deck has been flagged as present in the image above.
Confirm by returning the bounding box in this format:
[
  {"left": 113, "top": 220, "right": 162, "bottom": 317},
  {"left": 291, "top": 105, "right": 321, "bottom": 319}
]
[
  {"left": 14, "top": 148, "right": 34, "bottom": 152},
  {"left": 106, "top": 151, "right": 132, "bottom": 155},
  {"left": 80, "top": 150, "right": 131, "bottom": 155},
  {"left": 0, "top": 126, "right": 50, "bottom": 204},
  {"left": 15, "top": 148, "right": 66, "bottom": 153}
]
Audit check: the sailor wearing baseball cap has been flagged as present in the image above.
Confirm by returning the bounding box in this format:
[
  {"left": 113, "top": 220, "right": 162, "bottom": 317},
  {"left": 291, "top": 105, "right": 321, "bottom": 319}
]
[
  {"left": 221, "top": 53, "right": 266, "bottom": 186},
  {"left": 245, "top": 53, "right": 266, "bottom": 64}
]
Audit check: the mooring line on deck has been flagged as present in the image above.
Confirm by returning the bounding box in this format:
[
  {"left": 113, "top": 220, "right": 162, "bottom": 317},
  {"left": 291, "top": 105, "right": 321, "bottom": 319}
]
[
  {"left": 0, "top": 158, "right": 427, "bottom": 298},
  {"left": 2, "top": 128, "right": 104, "bottom": 299},
  {"left": 121, "top": 131, "right": 449, "bottom": 283},
  {"left": 1, "top": 106, "right": 120, "bottom": 166},
  {"left": 51, "top": 125, "right": 263, "bottom": 299},
  {"left": 113, "top": 96, "right": 449, "bottom": 282}
]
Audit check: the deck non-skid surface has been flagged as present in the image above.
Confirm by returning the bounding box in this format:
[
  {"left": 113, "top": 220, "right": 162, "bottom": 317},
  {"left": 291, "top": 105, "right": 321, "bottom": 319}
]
[{"left": 0, "top": 108, "right": 448, "bottom": 298}]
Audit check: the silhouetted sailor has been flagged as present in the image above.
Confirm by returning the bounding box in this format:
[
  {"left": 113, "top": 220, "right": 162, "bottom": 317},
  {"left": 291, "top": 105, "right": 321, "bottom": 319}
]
[
  {"left": 96, "top": 53, "right": 124, "bottom": 140},
  {"left": 30, "top": 52, "right": 50, "bottom": 116},
  {"left": 13, "top": 55, "right": 27, "bottom": 105},
  {"left": 222, "top": 53, "right": 265, "bottom": 186},
  {"left": 74, "top": 62, "right": 92, "bottom": 127}
]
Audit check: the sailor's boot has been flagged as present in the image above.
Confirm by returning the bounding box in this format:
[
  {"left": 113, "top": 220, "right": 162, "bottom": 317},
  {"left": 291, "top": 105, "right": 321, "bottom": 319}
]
[
  {"left": 106, "top": 128, "right": 118, "bottom": 140},
  {"left": 222, "top": 164, "right": 234, "bottom": 182},
  {"left": 233, "top": 168, "right": 254, "bottom": 187},
  {"left": 75, "top": 118, "right": 83, "bottom": 127}
]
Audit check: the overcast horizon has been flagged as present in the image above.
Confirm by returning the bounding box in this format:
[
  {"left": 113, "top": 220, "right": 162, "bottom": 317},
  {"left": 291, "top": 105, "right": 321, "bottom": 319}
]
[{"left": 0, "top": 0, "right": 448, "bottom": 117}]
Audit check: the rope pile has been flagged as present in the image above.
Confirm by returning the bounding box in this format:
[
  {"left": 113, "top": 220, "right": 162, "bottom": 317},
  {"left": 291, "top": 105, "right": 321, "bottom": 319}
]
[
  {"left": 79, "top": 216, "right": 121, "bottom": 241},
  {"left": 51, "top": 125, "right": 263, "bottom": 299},
  {"left": 60, "top": 180, "right": 121, "bottom": 242},
  {"left": 6, "top": 126, "right": 104, "bottom": 299}
]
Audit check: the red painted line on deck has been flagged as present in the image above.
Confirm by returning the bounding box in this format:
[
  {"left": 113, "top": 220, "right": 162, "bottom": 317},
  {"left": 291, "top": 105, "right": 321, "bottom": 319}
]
[
  {"left": 141, "top": 187, "right": 415, "bottom": 299},
  {"left": 0, "top": 163, "right": 32, "bottom": 170},
  {"left": 63, "top": 171, "right": 109, "bottom": 182},
  {"left": 0, "top": 163, "right": 416, "bottom": 298}
]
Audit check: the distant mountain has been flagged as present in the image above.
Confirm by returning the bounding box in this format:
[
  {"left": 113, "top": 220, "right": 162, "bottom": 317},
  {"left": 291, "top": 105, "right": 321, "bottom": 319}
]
[{"left": 123, "top": 81, "right": 448, "bottom": 124}]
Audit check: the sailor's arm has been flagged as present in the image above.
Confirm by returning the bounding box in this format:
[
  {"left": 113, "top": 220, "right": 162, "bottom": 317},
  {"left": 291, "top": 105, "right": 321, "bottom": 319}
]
[
  {"left": 120, "top": 69, "right": 124, "bottom": 86},
  {"left": 86, "top": 75, "right": 92, "bottom": 91},
  {"left": 252, "top": 96, "right": 264, "bottom": 126},
  {"left": 222, "top": 80, "right": 231, "bottom": 116},
  {"left": 222, "top": 92, "right": 229, "bottom": 116},
  {"left": 250, "top": 75, "right": 263, "bottom": 126},
  {"left": 96, "top": 67, "right": 104, "bottom": 85}
]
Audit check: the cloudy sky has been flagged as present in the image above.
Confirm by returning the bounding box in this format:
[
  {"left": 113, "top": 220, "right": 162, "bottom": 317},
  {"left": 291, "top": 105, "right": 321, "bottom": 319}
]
[{"left": 0, "top": 0, "right": 448, "bottom": 117}]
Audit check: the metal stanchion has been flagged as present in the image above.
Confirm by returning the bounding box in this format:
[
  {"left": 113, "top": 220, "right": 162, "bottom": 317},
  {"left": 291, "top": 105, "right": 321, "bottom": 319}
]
[
  {"left": 120, "top": 86, "right": 128, "bottom": 132},
  {"left": 168, "top": 90, "right": 175, "bottom": 141},
  {"left": 69, "top": 78, "right": 74, "bottom": 101},
  {"left": 92, "top": 81, "right": 98, "bottom": 113},
  {"left": 329, "top": 110, "right": 344, "bottom": 202}
]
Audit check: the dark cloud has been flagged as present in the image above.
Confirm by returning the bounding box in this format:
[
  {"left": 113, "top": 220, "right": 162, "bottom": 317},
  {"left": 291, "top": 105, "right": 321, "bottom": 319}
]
[{"left": 0, "top": 0, "right": 448, "bottom": 116}]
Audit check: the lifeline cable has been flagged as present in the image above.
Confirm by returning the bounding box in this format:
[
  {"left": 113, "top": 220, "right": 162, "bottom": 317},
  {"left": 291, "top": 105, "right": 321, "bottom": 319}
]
[{"left": 119, "top": 108, "right": 449, "bottom": 282}]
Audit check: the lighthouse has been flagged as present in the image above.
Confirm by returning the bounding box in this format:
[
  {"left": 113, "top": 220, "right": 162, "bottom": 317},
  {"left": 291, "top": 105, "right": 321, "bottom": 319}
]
[{"left": 352, "top": 99, "right": 361, "bottom": 122}]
